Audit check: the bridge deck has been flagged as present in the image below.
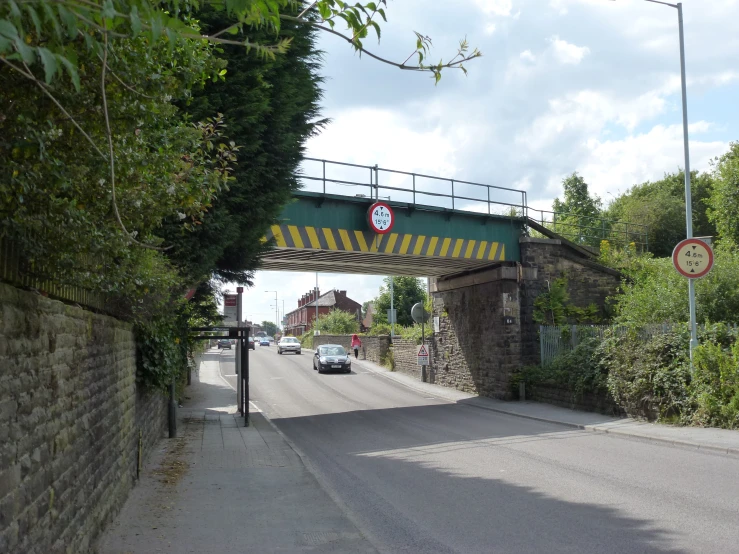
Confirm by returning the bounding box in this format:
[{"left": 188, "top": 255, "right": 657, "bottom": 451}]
[{"left": 260, "top": 192, "right": 525, "bottom": 276}]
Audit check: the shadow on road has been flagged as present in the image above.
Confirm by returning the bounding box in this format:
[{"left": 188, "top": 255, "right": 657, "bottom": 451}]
[{"left": 270, "top": 403, "right": 688, "bottom": 554}]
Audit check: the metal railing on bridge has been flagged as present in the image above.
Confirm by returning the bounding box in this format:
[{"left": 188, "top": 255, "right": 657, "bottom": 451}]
[{"left": 298, "top": 158, "right": 649, "bottom": 251}]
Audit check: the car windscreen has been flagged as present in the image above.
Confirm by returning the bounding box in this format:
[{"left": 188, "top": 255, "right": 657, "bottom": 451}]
[
  {"left": 282, "top": 338, "right": 298, "bottom": 343},
  {"left": 321, "top": 346, "right": 346, "bottom": 357}
]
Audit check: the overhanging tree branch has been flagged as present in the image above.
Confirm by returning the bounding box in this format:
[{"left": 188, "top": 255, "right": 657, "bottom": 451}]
[{"left": 280, "top": 15, "right": 480, "bottom": 75}]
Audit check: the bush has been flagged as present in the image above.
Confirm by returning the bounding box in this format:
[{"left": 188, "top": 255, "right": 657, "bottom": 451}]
[
  {"left": 689, "top": 331, "right": 739, "bottom": 429},
  {"left": 520, "top": 337, "right": 607, "bottom": 400},
  {"left": 613, "top": 241, "right": 739, "bottom": 326},
  {"left": 601, "top": 327, "right": 691, "bottom": 421},
  {"left": 365, "top": 322, "right": 391, "bottom": 336},
  {"left": 298, "top": 331, "right": 314, "bottom": 349},
  {"left": 313, "top": 309, "right": 359, "bottom": 335}
]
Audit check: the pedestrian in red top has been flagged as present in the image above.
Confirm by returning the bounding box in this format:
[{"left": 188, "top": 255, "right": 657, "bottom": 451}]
[{"left": 351, "top": 334, "right": 362, "bottom": 359}]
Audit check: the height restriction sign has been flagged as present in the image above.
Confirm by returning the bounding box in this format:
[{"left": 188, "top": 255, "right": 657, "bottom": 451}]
[
  {"left": 367, "top": 202, "right": 394, "bottom": 234},
  {"left": 672, "top": 238, "right": 714, "bottom": 279}
]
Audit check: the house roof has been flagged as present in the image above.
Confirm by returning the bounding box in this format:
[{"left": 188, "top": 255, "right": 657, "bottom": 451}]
[{"left": 305, "top": 290, "right": 342, "bottom": 308}]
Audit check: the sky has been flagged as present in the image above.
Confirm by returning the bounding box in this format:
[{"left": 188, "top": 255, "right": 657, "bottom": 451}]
[{"left": 228, "top": 0, "right": 739, "bottom": 327}]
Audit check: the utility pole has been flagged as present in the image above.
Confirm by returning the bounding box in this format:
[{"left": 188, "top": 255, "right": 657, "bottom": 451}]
[
  {"left": 390, "top": 276, "right": 395, "bottom": 337},
  {"left": 236, "top": 286, "right": 243, "bottom": 414},
  {"left": 315, "top": 273, "right": 319, "bottom": 332}
]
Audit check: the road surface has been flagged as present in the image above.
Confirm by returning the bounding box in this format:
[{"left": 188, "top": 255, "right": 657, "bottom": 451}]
[{"left": 217, "top": 345, "right": 739, "bottom": 554}]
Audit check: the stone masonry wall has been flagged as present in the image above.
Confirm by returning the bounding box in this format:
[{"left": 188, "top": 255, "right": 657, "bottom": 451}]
[
  {"left": 528, "top": 382, "right": 624, "bottom": 416},
  {"left": 312, "top": 335, "right": 390, "bottom": 365},
  {"left": 0, "top": 282, "right": 167, "bottom": 553},
  {"left": 519, "top": 238, "right": 622, "bottom": 366},
  {"left": 432, "top": 279, "right": 522, "bottom": 398},
  {"left": 391, "top": 338, "right": 424, "bottom": 379}
]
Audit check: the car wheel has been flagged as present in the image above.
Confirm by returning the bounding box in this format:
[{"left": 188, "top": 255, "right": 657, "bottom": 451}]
[
  {"left": 278, "top": 349, "right": 282, "bottom": 354},
  {"left": 297, "top": 351, "right": 301, "bottom": 355}
]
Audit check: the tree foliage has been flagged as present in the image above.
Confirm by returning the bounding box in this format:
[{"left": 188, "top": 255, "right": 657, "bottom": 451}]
[
  {"left": 552, "top": 173, "right": 603, "bottom": 246},
  {"left": 261, "top": 321, "right": 280, "bottom": 337},
  {"left": 164, "top": 6, "right": 325, "bottom": 285},
  {"left": 707, "top": 142, "right": 739, "bottom": 244},
  {"left": 605, "top": 170, "right": 716, "bottom": 258},
  {"left": 372, "top": 276, "right": 427, "bottom": 327},
  {"left": 314, "top": 309, "right": 359, "bottom": 334},
  {"left": 612, "top": 240, "right": 739, "bottom": 326}
]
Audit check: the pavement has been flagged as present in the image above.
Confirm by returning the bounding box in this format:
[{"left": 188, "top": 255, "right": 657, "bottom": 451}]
[
  {"left": 97, "top": 349, "right": 376, "bottom": 554},
  {"left": 98, "top": 344, "right": 739, "bottom": 554}
]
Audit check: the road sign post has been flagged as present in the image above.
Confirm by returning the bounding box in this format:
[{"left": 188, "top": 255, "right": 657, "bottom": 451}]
[
  {"left": 412, "top": 302, "right": 430, "bottom": 382},
  {"left": 672, "top": 238, "right": 714, "bottom": 362}
]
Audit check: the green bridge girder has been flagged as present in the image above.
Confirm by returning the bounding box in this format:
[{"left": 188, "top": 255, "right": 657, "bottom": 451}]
[{"left": 261, "top": 192, "right": 526, "bottom": 276}]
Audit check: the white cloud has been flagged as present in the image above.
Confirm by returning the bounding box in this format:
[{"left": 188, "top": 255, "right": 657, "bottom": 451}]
[
  {"left": 306, "top": 107, "right": 464, "bottom": 180},
  {"left": 473, "top": 0, "right": 513, "bottom": 16},
  {"left": 519, "top": 50, "right": 536, "bottom": 62},
  {"left": 579, "top": 122, "right": 726, "bottom": 200},
  {"left": 549, "top": 35, "right": 590, "bottom": 65},
  {"left": 484, "top": 22, "right": 497, "bottom": 35}
]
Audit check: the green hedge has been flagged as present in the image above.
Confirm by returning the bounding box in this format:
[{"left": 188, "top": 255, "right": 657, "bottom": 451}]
[{"left": 520, "top": 323, "right": 739, "bottom": 429}]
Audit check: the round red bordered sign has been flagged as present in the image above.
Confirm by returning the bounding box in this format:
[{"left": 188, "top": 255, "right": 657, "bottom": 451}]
[
  {"left": 367, "top": 202, "right": 394, "bottom": 234},
  {"left": 672, "top": 238, "right": 714, "bottom": 279}
]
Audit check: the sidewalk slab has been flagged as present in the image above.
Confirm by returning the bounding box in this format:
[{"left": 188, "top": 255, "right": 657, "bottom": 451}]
[
  {"left": 348, "top": 352, "right": 739, "bottom": 457},
  {"left": 97, "top": 350, "right": 376, "bottom": 554}
]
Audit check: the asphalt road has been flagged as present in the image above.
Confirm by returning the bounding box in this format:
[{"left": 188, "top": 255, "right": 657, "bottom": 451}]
[{"left": 218, "top": 346, "right": 739, "bottom": 554}]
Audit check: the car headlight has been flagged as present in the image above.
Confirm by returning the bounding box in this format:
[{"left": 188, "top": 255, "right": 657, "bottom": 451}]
[{"left": 319, "top": 357, "right": 327, "bottom": 364}]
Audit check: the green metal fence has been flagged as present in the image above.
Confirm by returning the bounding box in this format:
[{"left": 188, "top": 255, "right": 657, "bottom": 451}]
[
  {"left": 539, "top": 324, "right": 687, "bottom": 365},
  {"left": 0, "top": 235, "right": 109, "bottom": 313}
]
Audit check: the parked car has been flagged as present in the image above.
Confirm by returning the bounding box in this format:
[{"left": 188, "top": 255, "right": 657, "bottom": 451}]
[
  {"left": 313, "top": 344, "right": 351, "bottom": 374},
  {"left": 259, "top": 337, "right": 271, "bottom": 347},
  {"left": 217, "top": 339, "right": 231, "bottom": 350},
  {"left": 277, "top": 336, "right": 301, "bottom": 355},
  {"left": 248, "top": 337, "right": 256, "bottom": 350}
]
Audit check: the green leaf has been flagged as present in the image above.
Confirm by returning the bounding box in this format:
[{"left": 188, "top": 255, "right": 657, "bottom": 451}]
[
  {"left": 57, "top": 5, "right": 78, "bottom": 37},
  {"left": 370, "top": 20, "right": 380, "bottom": 41},
  {"left": 0, "top": 19, "right": 20, "bottom": 40},
  {"left": 7, "top": 1, "right": 21, "bottom": 19},
  {"left": 38, "top": 47, "right": 58, "bottom": 83},
  {"left": 12, "top": 36, "right": 35, "bottom": 64},
  {"left": 41, "top": 1, "right": 63, "bottom": 40},
  {"left": 130, "top": 5, "right": 141, "bottom": 36},
  {"left": 58, "top": 52, "right": 80, "bottom": 91},
  {"left": 24, "top": 5, "right": 42, "bottom": 35}
]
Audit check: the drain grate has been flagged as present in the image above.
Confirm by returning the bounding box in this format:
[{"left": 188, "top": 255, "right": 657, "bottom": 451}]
[{"left": 300, "top": 531, "right": 341, "bottom": 546}]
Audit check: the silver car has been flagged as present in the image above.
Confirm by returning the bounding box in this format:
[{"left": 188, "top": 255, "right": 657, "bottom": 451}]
[{"left": 277, "top": 336, "right": 301, "bottom": 355}]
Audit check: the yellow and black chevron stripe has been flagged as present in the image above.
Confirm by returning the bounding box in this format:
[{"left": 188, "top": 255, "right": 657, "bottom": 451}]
[{"left": 265, "top": 225, "right": 506, "bottom": 261}]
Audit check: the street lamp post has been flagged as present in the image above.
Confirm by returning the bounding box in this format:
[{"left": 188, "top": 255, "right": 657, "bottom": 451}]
[
  {"left": 611, "top": 0, "right": 697, "bottom": 357},
  {"left": 265, "top": 290, "right": 278, "bottom": 336}
]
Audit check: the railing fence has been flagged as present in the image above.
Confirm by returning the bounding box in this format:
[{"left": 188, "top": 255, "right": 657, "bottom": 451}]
[
  {"left": 537, "top": 323, "right": 737, "bottom": 365},
  {"left": 0, "top": 235, "right": 109, "bottom": 314}
]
